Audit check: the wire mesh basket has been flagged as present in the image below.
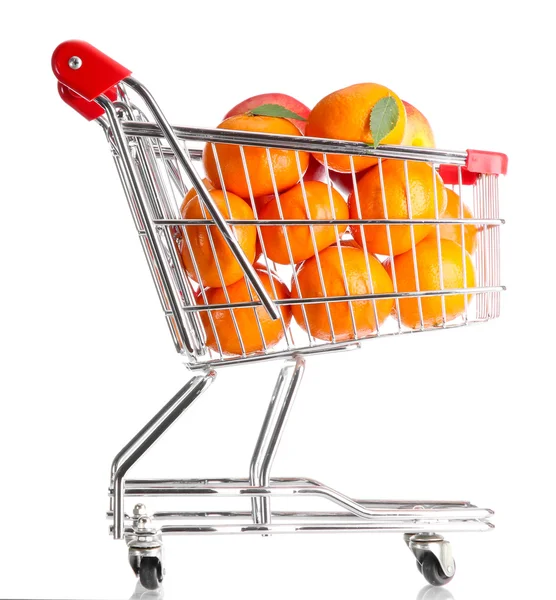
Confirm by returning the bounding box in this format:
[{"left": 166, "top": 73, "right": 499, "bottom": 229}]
[
  {"left": 61, "top": 80, "right": 505, "bottom": 369},
  {"left": 148, "top": 127, "right": 502, "bottom": 362}
]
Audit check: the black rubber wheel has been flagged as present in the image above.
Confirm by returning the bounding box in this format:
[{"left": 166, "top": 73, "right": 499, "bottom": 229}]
[
  {"left": 139, "top": 557, "right": 163, "bottom": 590},
  {"left": 421, "top": 553, "right": 455, "bottom": 586},
  {"left": 416, "top": 559, "right": 423, "bottom": 574}
]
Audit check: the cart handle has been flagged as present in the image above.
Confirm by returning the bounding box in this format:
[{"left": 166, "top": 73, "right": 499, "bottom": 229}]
[
  {"left": 57, "top": 83, "right": 118, "bottom": 121},
  {"left": 52, "top": 40, "right": 281, "bottom": 321},
  {"left": 52, "top": 40, "right": 131, "bottom": 102}
]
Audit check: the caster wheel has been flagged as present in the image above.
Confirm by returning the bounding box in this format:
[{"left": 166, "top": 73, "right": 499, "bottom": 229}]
[
  {"left": 139, "top": 557, "right": 163, "bottom": 590},
  {"left": 420, "top": 552, "right": 455, "bottom": 586}
]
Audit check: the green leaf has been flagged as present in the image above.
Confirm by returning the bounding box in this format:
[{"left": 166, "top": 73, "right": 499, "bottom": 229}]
[
  {"left": 247, "top": 103, "right": 307, "bottom": 121},
  {"left": 370, "top": 96, "right": 399, "bottom": 148}
]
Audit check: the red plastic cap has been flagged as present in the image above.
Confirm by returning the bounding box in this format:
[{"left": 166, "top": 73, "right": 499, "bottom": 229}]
[
  {"left": 439, "top": 150, "right": 508, "bottom": 186},
  {"left": 438, "top": 165, "right": 479, "bottom": 186},
  {"left": 52, "top": 40, "right": 131, "bottom": 102},
  {"left": 58, "top": 83, "right": 118, "bottom": 121},
  {"left": 466, "top": 149, "right": 508, "bottom": 175}
]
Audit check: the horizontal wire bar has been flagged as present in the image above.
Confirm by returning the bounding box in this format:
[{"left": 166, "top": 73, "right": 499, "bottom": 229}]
[
  {"left": 113, "top": 520, "right": 493, "bottom": 535},
  {"left": 109, "top": 478, "right": 472, "bottom": 508},
  {"left": 121, "top": 510, "right": 371, "bottom": 521},
  {"left": 187, "top": 318, "right": 496, "bottom": 369},
  {"left": 152, "top": 146, "right": 202, "bottom": 161},
  {"left": 118, "top": 485, "right": 492, "bottom": 520},
  {"left": 109, "top": 508, "right": 474, "bottom": 521},
  {"left": 154, "top": 218, "right": 504, "bottom": 226},
  {"left": 109, "top": 495, "right": 472, "bottom": 511},
  {"left": 122, "top": 121, "right": 468, "bottom": 164},
  {"left": 119, "top": 477, "right": 318, "bottom": 489},
  {"left": 119, "top": 477, "right": 469, "bottom": 506},
  {"left": 185, "top": 342, "right": 359, "bottom": 369},
  {"left": 189, "top": 286, "right": 505, "bottom": 312}
]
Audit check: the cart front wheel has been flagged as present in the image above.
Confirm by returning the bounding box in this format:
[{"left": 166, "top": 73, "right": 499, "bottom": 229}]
[
  {"left": 139, "top": 557, "right": 163, "bottom": 590},
  {"left": 420, "top": 553, "right": 455, "bottom": 586}
]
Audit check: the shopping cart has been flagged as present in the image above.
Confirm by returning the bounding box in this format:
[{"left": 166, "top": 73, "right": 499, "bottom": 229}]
[{"left": 52, "top": 40, "right": 507, "bottom": 590}]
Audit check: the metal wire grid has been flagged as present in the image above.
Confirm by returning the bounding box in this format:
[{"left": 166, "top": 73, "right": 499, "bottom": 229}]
[{"left": 100, "top": 83, "right": 503, "bottom": 368}]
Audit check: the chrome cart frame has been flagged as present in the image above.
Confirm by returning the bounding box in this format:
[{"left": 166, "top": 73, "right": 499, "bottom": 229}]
[{"left": 52, "top": 40, "right": 506, "bottom": 590}]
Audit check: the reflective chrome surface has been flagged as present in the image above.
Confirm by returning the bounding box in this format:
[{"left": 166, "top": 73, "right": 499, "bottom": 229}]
[
  {"left": 122, "top": 120, "right": 469, "bottom": 165},
  {"left": 249, "top": 355, "right": 305, "bottom": 525},
  {"left": 111, "top": 370, "right": 216, "bottom": 539}
]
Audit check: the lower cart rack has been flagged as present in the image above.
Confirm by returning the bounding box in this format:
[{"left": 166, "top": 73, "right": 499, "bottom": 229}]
[
  {"left": 110, "top": 478, "right": 494, "bottom": 535},
  {"left": 107, "top": 357, "right": 493, "bottom": 590}
]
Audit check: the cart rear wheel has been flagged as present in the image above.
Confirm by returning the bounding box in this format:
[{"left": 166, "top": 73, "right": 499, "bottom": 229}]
[
  {"left": 139, "top": 557, "right": 163, "bottom": 590},
  {"left": 420, "top": 553, "right": 455, "bottom": 586}
]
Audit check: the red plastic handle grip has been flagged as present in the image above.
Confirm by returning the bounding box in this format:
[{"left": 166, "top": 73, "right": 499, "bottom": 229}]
[
  {"left": 52, "top": 40, "right": 131, "bottom": 102},
  {"left": 58, "top": 83, "right": 118, "bottom": 121}
]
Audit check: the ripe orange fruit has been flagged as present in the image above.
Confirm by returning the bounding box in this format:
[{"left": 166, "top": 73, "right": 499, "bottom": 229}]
[
  {"left": 383, "top": 238, "right": 475, "bottom": 329},
  {"left": 258, "top": 181, "right": 349, "bottom": 265},
  {"left": 349, "top": 160, "right": 447, "bottom": 256},
  {"left": 306, "top": 83, "right": 407, "bottom": 173},
  {"left": 202, "top": 115, "right": 310, "bottom": 199},
  {"left": 174, "top": 179, "right": 217, "bottom": 250},
  {"left": 198, "top": 267, "right": 291, "bottom": 355},
  {"left": 180, "top": 178, "right": 214, "bottom": 213},
  {"left": 291, "top": 245, "right": 394, "bottom": 341},
  {"left": 425, "top": 188, "right": 478, "bottom": 254},
  {"left": 181, "top": 189, "right": 256, "bottom": 288}
]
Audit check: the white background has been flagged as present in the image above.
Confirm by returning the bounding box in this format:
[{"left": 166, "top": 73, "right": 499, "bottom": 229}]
[{"left": 1, "top": 1, "right": 554, "bottom": 599}]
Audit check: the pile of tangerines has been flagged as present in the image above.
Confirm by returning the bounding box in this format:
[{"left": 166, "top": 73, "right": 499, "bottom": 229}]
[{"left": 177, "top": 83, "right": 478, "bottom": 356}]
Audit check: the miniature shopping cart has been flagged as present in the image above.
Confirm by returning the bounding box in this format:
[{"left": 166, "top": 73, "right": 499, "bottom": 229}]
[{"left": 52, "top": 41, "right": 507, "bottom": 590}]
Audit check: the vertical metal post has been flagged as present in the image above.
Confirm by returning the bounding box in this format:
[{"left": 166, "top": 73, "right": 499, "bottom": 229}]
[{"left": 249, "top": 356, "right": 306, "bottom": 525}]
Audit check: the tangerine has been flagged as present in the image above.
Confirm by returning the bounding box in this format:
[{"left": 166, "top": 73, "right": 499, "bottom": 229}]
[
  {"left": 259, "top": 181, "right": 349, "bottom": 265},
  {"left": 198, "top": 267, "right": 291, "bottom": 355},
  {"left": 349, "top": 160, "right": 447, "bottom": 256},
  {"left": 291, "top": 245, "right": 394, "bottom": 341},
  {"left": 383, "top": 238, "right": 475, "bottom": 329},
  {"left": 306, "top": 83, "right": 406, "bottom": 173},
  {"left": 181, "top": 189, "right": 256, "bottom": 288},
  {"left": 425, "top": 188, "right": 478, "bottom": 254},
  {"left": 180, "top": 178, "right": 214, "bottom": 213},
  {"left": 203, "top": 115, "right": 309, "bottom": 199}
]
